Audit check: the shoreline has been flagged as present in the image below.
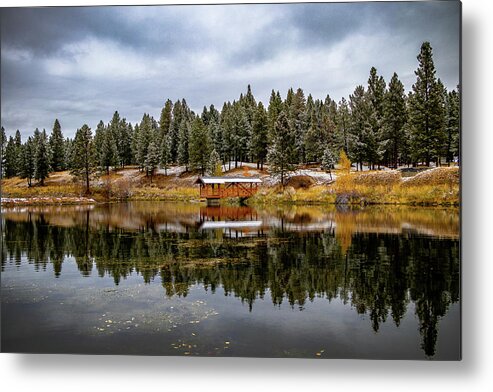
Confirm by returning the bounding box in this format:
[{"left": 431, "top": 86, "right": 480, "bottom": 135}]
[{"left": 1, "top": 166, "right": 459, "bottom": 208}]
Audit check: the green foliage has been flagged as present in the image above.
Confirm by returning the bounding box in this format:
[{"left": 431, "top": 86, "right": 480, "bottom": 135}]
[
  {"left": 207, "top": 148, "right": 222, "bottom": 176},
  {"left": 99, "top": 126, "right": 118, "bottom": 174},
  {"left": 34, "top": 130, "right": 51, "bottom": 185},
  {"left": 136, "top": 114, "right": 153, "bottom": 170},
  {"left": 3, "top": 135, "right": 18, "bottom": 178},
  {"left": 159, "top": 99, "right": 173, "bottom": 143},
  {"left": 366, "top": 67, "right": 386, "bottom": 168},
  {"left": 0, "top": 41, "right": 458, "bottom": 181},
  {"left": 188, "top": 116, "right": 211, "bottom": 175},
  {"left": 19, "top": 136, "right": 35, "bottom": 186},
  {"left": 408, "top": 42, "right": 447, "bottom": 166},
  {"left": 71, "top": 124, "right": 96, "bottom": 193},
  {"left": 267, "top": 111, "right": 296, "bottom": 186},
  {"left": 382, "top": 73, "right": 408, "bottom": 167},
  {"left": 160, "top": 133, "right": 171, "bottom": 175},
  {"left": 445, "top": 88, "right": 460, "bottom": 163},
  {"left": 145, "top": 141, "right": 160, "bottom": 181},
  {"left": 49, "top": 119, "right": 65, "bottom": 171},
  {"left": 349, "top": 85, "right": 372, "bottom": 170},
  {"left": 321, "top": 147, "right": 336, "bottom": 172},
  {"left": 177, "top": 119, "right": 190, "bottom": 170},
  {"left": 250, "top": 102, "right": 268, "bottom": 169}
]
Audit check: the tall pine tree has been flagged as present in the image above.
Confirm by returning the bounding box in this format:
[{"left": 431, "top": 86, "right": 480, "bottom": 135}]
[
  {"left": 382, "top": 73, "right": 408, "bottom": 168},
  {"left": 408, "top": 42, "right": 446, "bottom": 166},
  {"left": 188, "top": 117, "right": 211, "bottom": 175},
  {"left": 250, "top": 102, "right": 269, "bottom": 169},
  {"left": 34, "top": 130, "right": 50, "bottom": 185},
  {"left": 49, "top": 119, "right": 65, "bottom": 171},
  {"left": 145, "top": 141, "right": 160, "bottom": 182},
  {"left": 72, "top": 124, "right": 96, "bottom": 194},
  {"left": 267, "top": 111, "right": 296, "bottom": 187},
  {"left": 20, "top": 136, "right": 35, "bottom": 186}
]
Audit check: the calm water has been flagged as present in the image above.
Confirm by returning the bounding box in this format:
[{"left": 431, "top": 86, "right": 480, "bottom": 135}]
[{"left": 1, "top": 202, "right": 460, "bottom": 359}]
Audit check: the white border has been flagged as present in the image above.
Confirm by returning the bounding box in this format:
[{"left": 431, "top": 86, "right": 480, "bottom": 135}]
[{"left": 2, "top": 0, "right": 492, "bottom": 391}]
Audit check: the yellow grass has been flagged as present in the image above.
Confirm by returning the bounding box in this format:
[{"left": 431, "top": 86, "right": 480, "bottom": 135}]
[{"left": 1, "top": 166, "right": 460, "bottom": 206}]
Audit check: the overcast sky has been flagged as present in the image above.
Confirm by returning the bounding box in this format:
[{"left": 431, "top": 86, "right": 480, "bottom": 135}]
[{"left": 1, "top": 1, "right": 460, "bottom": 139}]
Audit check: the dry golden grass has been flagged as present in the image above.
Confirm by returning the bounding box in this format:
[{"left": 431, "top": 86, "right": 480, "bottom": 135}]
[
  {"left": 130, "top": 186, "right": 199, "bottom": 201},
  {"left": 352, "top": 170, "right": 401, "bottom": 186},
  {"left": 402, "top": 166, "right": 459, "bottom": 187},
  {"left": 285, "top": 175, "right": 317, "bottom": 189},
  {"left": 1, "top": 165, "right": 460, "bottom": 206}
]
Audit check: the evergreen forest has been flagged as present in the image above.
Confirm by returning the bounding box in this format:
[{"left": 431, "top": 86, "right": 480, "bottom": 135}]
[{"left": 0, "top": 42, "right": 460, "bottom": 189}]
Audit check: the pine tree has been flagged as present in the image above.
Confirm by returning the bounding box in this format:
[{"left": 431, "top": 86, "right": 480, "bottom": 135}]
[
  {"left": 321, "top": 147, "right": 336, "bottom": 180},
  {"left": 367, "top": 67, "right": 386, "bottom": 168},
  {"left": 64, "top": 137, "right": 74, "bottom": 171},
  {"left": 207, "top": 149, "right": 222, "bottom": 176},
  {"left": 100, "top": 127, "right": 118, "bottom": 174},
  {"left": 160, "top": 132, "right": 171, "bottom": 176},
  {"left": 4, "top": 136, "right": 18, "bottom": 178},
  {"left": 120, "top": 120, "right": 133, "bottom": 167},
  {"left": 267, "top": 90, "right": 283, "bottom": 142},
  {"left": 208, "top": 119, "right": 223, "bottom": 160},
  {"left": 382, "top": 73, "right": 408, "bottom": 168},
  {"left": 177, "top": 119, "right": 190, "bottom": 171},
  {"left": 188, "top": 117, "right": 211, "bottom": 175},
  {"left": 144, "top": 141, "right": 160, "bottom": 182},
  {"left": 408, "top": 42, "right": 447, "bottom": 166},
  {"left": 220, "top": 102, "right": 234, "bottom": 169},
  {"left": 14, "top": 130, "right": 22, "bottom": 174},
  {"left": 131, "top": 123, "right": 140, "bottom": 165},
  {"left": 159, "top": 99, "right": 173, "bottom": 143},
  {"left": 304, "top": 99, "right": 325, "bottom": 163},
  {"left": 170, "top": 100, "right": 183, "bottom": 162},
  {"left": 233, "top": 104, "right": 251, "bottom": 166},
  {"left": 251, "top": 102, "right": 269, "bottom": 169},
  {"left": 136, "top": 114, "right": 152, "bottom": 171},
  {"left": 34, "top": 130, "right": 51, "bottom": 185},
  {"left": 19, "top": 136, "right": 35, "bottom": 186},
  {"left": 349, "top": 85, "right": 372, "bottom": 171},
  {"left": 267, "top": 111, "right": 296, "bottom": 187},
  {"left": 109, "top": 111, "right": 131, "bottom": 167},
  {"left": 49, "top": 119, "right": 65, "bottom": 171},
  {"left": 337, "top": 98, "right": 351, "bottom": 155},
  {"left": 94, "top": 120, "right": 106, "bottom": 167},
  {"left": 72, "top": 124, "right": 96, "bottom": 194},
  {"left": 290, "top": 88, "right": 307, "bottom": 163},
  {"left": 445, "top": 87, "right": 460, "bottom": 164}
]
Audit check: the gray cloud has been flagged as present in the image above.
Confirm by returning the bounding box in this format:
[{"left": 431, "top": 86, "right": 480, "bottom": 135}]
[{"left": 1, "top": 2, "right": 460, "bottom": 139}]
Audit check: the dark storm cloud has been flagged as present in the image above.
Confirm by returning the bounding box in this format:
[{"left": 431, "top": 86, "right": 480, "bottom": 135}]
[{"left": 0, "top": 2, "right": 460, "bottom": 139}]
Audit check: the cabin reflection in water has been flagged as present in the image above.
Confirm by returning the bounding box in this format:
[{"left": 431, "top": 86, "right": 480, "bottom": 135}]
[{"left": 199, "top": 206, "right": 264, "bottom": 238}]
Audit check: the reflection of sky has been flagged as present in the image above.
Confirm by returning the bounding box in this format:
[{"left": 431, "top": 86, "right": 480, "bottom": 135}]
[
  {"left": 1, "top": 2, "right": 460, "bottom": 139},
  {"left": 1, "top": 256, "right": 460, "bottom": 359}
]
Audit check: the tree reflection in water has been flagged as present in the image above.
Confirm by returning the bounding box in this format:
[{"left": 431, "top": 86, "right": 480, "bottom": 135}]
[{"left": 1, "top": 202, "right": 459, "bottom": 357}]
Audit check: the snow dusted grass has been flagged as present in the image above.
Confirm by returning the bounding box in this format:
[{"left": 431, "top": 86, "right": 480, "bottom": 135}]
[{"left": 1, "top": 165, "right": 459, "bottom": 206}]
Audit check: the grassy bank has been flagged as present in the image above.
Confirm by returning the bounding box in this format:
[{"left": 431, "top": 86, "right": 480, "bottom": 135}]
[
  {"left": 1, "top": 166, "right": 459, "bottom": 207},
  {"left": 250, "top": 167, "right": 459, "bottom": 206}
]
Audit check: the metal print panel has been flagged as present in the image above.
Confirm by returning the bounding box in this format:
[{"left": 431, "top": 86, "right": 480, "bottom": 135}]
[{"left": 0, "top": 1, "right": 461, "bottom": 359}]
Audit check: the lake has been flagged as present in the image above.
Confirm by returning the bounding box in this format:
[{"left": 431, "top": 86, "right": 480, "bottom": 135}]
[{"left": 1, "top": 202, "right": 460, "bottom": 359}]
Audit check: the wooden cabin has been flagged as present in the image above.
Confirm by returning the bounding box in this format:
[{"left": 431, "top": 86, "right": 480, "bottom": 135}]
[{"left": 195, "top": 177, "right": 262, "bottom": 202}]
